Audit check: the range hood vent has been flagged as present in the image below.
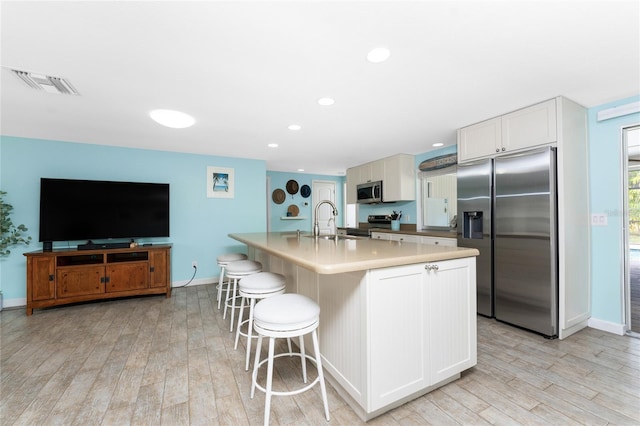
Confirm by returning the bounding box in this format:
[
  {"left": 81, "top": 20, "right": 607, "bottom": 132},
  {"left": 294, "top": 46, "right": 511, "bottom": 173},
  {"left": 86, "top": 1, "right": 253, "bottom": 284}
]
[{"left": 11, "top": 69, "right": 80, "bottom": 95}]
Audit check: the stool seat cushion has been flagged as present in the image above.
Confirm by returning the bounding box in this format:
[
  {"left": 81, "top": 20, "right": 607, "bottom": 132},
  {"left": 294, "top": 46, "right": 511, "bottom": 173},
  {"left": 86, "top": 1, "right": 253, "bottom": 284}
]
[
  {"left": 254, "top": 294, "right": 320, "bottom": 332},
  {"left": 239, "top": 272, "right": 286, "bottom": 294},
  {"left": 217, "top": 253, "right": 247, "bottom": 264},
  {"left": 225, "top": 260, "right": 262, "bottom": 276}
]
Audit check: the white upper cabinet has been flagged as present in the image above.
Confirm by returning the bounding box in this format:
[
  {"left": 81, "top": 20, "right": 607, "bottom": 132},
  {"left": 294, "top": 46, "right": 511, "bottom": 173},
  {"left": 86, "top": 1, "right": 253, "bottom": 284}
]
[
  {"left": 457, "top": 117, "right": 502, "bottom": 161},
  {"left": 383, "top": 154, "right": 415, "bottom": 202},
  {"left": 458, "top": 98, "right": 558, "bottom": 163},
  {"left": 346, "top": 154, "right": 415, "bottom": 203},
  {"left": 359, "top": 159, "right": 385, "bottom": 183},
  {"left": 346, "top": 167, "right": 358, "bottom": 204},
  {"left": 502, "top": 99, "right": 557, "bottom": 152}
]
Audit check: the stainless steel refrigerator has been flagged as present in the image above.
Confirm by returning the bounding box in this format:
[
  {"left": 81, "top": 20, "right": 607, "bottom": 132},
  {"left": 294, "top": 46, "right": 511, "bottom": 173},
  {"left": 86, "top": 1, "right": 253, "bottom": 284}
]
[{"left": 457, "top": 147, "right": 558, "bottom": 337}]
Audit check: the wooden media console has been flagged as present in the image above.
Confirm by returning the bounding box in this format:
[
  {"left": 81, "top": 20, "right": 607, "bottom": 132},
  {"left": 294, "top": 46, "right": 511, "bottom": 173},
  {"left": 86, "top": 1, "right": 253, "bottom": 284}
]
[{"left": 24, "top": 244, "right": 171, "bottom": 315}]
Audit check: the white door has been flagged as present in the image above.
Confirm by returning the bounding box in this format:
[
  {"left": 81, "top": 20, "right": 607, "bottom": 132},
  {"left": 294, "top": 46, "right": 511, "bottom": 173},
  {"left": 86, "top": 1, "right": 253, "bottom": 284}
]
[{"left": 312, "top": 180, "right": 337, "bottom": 235}]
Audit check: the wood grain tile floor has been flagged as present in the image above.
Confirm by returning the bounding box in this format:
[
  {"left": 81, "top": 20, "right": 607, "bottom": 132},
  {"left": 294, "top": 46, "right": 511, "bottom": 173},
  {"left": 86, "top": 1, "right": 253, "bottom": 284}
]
[{"left": 2, "top": 284, "right": 639, "bottom": 425}]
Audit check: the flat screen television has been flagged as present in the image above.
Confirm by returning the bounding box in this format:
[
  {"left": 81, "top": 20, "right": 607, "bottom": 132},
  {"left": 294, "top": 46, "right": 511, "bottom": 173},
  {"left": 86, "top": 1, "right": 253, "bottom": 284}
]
[{"left": 39, "top": 178, "right": 170, "bottom": 244}]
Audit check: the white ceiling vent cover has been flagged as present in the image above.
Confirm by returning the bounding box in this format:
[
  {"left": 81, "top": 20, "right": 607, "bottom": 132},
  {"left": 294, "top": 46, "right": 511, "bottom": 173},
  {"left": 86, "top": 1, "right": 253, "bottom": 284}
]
[{"left": 11, "top": 69, "right": 80, "bottom": 95}]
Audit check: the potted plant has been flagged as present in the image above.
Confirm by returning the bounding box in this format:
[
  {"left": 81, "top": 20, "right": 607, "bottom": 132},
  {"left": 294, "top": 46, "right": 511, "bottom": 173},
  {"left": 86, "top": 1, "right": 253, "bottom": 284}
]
[
  {"left": 1, "top": 190, "right": 32, "bottom": 311},
  {"left": 1, "top": 190, "right": 31, "bottom": 256}
]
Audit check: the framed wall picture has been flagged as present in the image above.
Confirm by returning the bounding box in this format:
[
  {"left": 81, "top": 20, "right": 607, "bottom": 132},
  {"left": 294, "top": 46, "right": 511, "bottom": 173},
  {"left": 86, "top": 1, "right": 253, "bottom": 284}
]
[{"left": 207, "top": 166, "right": 234, "bottom": 198}]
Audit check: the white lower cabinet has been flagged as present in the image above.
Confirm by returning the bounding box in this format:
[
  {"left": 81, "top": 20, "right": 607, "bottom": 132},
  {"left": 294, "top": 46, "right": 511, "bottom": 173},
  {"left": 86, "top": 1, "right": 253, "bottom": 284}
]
[
  {"left": 425, "top": 258, "right": 477, "bottom": 383},
  {"left": 367, "top": 257, "right": 476, "bottom": 411}
]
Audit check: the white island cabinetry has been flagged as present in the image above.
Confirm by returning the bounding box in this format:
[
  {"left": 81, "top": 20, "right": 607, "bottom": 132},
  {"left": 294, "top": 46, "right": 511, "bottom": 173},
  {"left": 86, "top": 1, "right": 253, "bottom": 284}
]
[{"left": 233, "top": 232, "right": 478, "bottom": 421}]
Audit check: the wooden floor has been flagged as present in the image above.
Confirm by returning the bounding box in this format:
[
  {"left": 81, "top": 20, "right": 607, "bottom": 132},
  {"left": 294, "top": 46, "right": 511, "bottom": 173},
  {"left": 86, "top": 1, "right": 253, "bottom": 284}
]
[{"left": 2, "top": 284, "right": 639, "bottom": 425}]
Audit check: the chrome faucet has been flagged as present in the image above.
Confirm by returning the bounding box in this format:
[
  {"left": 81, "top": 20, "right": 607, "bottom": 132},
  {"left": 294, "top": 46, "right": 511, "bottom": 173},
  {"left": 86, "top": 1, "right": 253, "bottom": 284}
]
[{"left": 313, "top": 200, "right": 338, "bottom": 237}]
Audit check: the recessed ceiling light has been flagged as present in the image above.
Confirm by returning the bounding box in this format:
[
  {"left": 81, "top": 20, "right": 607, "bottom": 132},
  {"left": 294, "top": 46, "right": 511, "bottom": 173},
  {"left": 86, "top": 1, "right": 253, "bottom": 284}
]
[
  {"left": 149, "top": 109, "right": 195, "bottom": 129},
  {"left": 318, "top": 97, "right": 335, "bottom": 106},
  {"left": 268, "top": 143, "right": 279, "bottom": 148},
  {"left": 432, "top": 142, "right": 444, "bottom": 147},
  {"left": 297, "top": 168, "right": 305, "bottom": 172},
  {"left": 288, "top": 124, "right": 302, "bottom": 131},
  {"left": 367, "top": 47, "right": 391, "bottom": 63}
]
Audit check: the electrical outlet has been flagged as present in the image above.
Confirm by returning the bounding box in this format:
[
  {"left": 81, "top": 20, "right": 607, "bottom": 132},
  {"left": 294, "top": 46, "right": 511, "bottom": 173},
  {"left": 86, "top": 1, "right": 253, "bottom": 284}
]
[
  {"left": 591, "top": 213, "right": 608, "bottom": 226},
  {"left": 192, "top": 261, "right": 198, "bottom": 269}
]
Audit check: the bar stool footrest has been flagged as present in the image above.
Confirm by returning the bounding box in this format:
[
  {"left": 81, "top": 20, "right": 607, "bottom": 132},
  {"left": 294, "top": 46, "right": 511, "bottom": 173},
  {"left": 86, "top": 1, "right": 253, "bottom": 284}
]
[{"left": 252, "top": 352, "right": 320, "bottom": 397}]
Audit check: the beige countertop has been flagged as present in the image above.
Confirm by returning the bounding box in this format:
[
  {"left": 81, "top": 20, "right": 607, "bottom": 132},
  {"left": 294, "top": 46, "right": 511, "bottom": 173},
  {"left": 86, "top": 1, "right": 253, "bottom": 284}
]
[{"left": 229, "top": 232, "right": 478, "bottom": 275}]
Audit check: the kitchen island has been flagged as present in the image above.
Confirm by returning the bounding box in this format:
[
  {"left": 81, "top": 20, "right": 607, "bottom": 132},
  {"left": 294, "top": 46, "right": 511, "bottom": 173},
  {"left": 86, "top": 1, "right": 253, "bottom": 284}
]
[{"left": 229, "top": 232, "right": 479, "bottom": 421}]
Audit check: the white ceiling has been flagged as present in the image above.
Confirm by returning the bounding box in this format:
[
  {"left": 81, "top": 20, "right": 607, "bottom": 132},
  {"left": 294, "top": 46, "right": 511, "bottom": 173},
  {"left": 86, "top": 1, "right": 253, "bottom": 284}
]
[{"left": 2, "top": 1, "right": 639, "bottom": 176}]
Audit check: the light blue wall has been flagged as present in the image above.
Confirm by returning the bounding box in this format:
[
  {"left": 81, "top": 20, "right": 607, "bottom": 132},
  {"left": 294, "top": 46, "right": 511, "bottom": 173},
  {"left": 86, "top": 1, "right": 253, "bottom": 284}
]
[
  {"left": 588, "top": 95, "right": 640, "bottom": 324},
  {"left": 0, "top": 136, "right": 267, "bottom": 303},
  {"left": 267, "top": 171, "right": 345, "bottom": 232}
]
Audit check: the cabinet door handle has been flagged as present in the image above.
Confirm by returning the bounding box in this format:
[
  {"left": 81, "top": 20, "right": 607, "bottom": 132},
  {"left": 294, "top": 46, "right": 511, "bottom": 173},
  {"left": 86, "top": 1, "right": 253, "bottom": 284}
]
[
  {"left": 496, "top": 148, "right": 500, "bottom": 152},
  {"left": 150, "top": 266, "right": 155, "bottom": 272},
  {"left": 49, "top": 274, "right": 54, "bottom": 281},
  {"left": 100, "top": 276, "right": 105, "bottom": 283},
  {"left": 424, "top": 264, "right": 439, "bottom": 271},
  {"left": 501, "top": 147, "right": 506, "bottom": 151}
]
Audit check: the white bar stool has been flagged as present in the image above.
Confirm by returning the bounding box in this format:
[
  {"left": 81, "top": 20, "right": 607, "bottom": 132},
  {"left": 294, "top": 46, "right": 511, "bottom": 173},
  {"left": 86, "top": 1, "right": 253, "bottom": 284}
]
[
  {"left": 234, "top": 272, "right": 286, "bottom": 371},
  {"left": 251, "top": 293, "right": 330, "bottom": 426},
  {"left": 224, "top": 260, "right": 262, "bottom": 332},
  {"left": 216, "top": 253, "right": 248, "bottom": 310}
]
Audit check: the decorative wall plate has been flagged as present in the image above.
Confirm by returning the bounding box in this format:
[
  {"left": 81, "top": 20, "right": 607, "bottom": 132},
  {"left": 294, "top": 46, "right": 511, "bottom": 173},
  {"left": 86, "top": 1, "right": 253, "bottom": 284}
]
[
  {"left": 287, "top": 204, "right": 300, "bottom": 217},
  {"left": 300, "top": 184, "right": 311, "bottom": 198},
  {"left": 286, "top": 179, "right": 299, "bottom": 195},
  {"left": 272, "top": 188, "right": 286, "bottom": 204}
]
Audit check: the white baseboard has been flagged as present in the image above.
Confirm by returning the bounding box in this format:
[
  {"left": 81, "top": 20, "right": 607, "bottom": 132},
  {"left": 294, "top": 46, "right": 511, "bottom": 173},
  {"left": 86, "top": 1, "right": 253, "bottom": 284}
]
[
  {"left": 2, "top": 297, "right": 27, "bottom": 309},
  {"left": 172, "top": 276, "right": 218, "bottom": 288},
  {"left": 587, "top": 317, "right": 626, "bottom": 336}
]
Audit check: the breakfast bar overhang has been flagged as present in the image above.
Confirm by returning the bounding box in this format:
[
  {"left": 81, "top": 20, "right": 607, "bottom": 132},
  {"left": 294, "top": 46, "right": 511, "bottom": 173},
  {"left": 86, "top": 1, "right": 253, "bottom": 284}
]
[{"left": 229, "top": 232, "right": 479, "bottom": 421}]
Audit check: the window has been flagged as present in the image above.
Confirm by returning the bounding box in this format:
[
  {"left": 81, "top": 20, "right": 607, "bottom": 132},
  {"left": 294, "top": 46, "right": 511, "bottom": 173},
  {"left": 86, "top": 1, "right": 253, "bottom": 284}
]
[{"left": 418, "top": 167, "right": 457, "bottom": 230}]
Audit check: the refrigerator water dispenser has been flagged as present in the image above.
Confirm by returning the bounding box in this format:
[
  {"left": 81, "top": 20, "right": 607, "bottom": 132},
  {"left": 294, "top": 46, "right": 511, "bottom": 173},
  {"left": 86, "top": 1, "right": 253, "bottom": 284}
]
[{"left": 463, "top": 211, "right": 483, "bottom": 239}]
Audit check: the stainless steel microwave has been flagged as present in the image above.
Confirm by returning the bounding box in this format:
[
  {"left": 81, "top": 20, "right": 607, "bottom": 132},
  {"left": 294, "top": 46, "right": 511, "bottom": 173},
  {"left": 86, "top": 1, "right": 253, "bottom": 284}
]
[{"left": 357, "top": 181, "right": 382, "bottom": 204}]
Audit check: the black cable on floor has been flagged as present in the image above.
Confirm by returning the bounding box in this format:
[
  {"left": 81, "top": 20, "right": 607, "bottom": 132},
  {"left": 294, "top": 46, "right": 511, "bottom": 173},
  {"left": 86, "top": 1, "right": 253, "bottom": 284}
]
[{"left": 175, "top": 266, "right": 197, "bottom": 288}]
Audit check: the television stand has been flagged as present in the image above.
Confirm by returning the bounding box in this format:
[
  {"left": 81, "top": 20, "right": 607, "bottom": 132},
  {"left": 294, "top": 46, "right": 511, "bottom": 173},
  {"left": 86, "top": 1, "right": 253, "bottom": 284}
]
[
  {"left": 77, "top": 240, "right": 132, "bottom": 251},
  {"left": 24, "top": 244, "right": 172, "bottom": 315}
]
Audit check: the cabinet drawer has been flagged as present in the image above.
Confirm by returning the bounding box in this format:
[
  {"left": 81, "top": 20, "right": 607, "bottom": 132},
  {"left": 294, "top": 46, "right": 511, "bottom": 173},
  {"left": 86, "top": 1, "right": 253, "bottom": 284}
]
[
  {"left": 370, "top": 232, "right": 390, "bottom": 240},
  {"left": 421, "top": 236, "right": 457, "bottom": 247},
  {"left": 389, "top": 233, "right": 420, "bottom": 243}
]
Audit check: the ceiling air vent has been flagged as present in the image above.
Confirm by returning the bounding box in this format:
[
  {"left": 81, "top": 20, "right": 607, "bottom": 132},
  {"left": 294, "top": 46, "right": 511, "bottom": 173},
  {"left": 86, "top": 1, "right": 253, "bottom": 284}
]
[{"left": 11, "top": 69, "right": 80, "bottom": 95}]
